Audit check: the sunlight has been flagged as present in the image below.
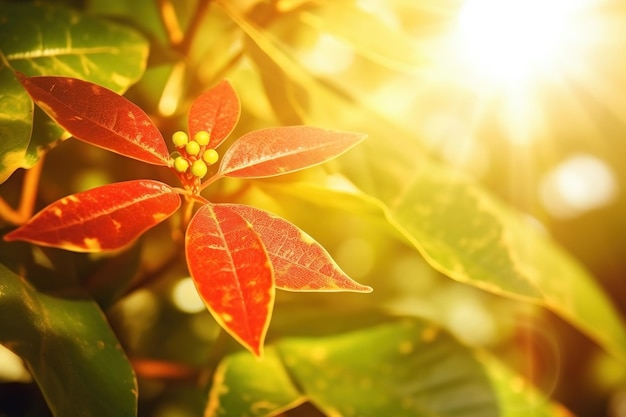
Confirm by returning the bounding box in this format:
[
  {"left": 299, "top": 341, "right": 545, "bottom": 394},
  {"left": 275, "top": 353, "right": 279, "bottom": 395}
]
[
  {"left": 448, "top": 0, "right": 603, "bottom": 146},
  {"left": 456, "top": 0, "right": 583, "bottom": 86},
  {"left": 299, "top": 33, "right": 355, "bottom": 76}
]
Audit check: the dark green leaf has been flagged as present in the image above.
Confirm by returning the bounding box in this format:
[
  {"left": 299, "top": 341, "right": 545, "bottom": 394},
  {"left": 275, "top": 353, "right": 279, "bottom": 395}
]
[
  {"left": 0, "top": 262, "right": 137, "bottom": 417},
  {"left": 0, "top": 3, "right": 149, "bottom": 182}
]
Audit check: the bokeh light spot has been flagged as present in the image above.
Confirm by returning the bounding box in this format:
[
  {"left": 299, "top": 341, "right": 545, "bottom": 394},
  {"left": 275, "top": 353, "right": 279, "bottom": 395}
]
[
  {"left": 539, "top": 154, "right": 618, "bottom": 219},
  {"left": 171, "top": 277, "right": 206, "bottom": 314}
]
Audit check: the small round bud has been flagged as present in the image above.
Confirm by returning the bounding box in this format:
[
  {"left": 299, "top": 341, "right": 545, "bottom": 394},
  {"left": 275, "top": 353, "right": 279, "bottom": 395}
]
[
  {"left": 173, "top": 157, "right": 190, "bottom": 173},
  {"left": 185, "top": 141, "right": 201, "bottom": 156},
  {"left": 191, "top": 160, "right": 208, "bottom": 178},
  {"left": 172, "top": 131, "right": 188, "bottom": 148},
  {"left": 195, "top": 131, "right": 210, "bottom": 146},
  {"left": 202, "top": 148, "right": 219, "bottom": 165}
]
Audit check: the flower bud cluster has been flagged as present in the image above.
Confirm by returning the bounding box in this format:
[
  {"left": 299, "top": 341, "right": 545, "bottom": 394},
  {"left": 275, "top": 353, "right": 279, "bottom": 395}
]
[{"left": 171, "top": 131, "right": 219, "bottom": 180}]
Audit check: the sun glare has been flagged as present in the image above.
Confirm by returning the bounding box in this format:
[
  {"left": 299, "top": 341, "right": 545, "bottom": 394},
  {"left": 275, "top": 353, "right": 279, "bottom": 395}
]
[
  {"left": 440, "top": 0, "right": 608, "bottom": 146},
  {"left": 456, "top": 0, "right": 583, "bottom": 86}
]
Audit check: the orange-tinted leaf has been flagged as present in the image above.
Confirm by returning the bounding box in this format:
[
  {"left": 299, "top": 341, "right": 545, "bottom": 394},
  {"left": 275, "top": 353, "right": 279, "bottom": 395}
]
[
  {"left": 227, "top": 204, "right": 373, "bottom": 293},
  {"left": 188, "top": 80, "right": 240, "bottom": 149},
  {"left": 4, "top": 180, "right": 180, "bottom": 252},
  {"left": 185, "top": 203, "right": 274, "bottom": 357},
  {"left": 218, "top": 126, "right": 366, "bottom": 178},
  {"left": 17, "top": 73, "right": 170, "bottom": 165}
]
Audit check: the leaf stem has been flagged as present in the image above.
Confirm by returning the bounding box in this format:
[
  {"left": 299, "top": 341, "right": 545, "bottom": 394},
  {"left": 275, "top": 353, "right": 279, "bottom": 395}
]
[
  {"left": 0, "top": 157, "right": 44, "bottom": 225},
  {"left": 199, "top": 172, "right": 222, "bottom": 192}
]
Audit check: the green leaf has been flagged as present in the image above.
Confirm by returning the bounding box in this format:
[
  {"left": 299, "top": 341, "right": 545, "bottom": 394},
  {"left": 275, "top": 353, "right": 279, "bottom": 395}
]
[
  {"left": 479, "top": 353, "right": 571, "bottom": 417},
  {"left": 223, "top": 0, "right": 626, "bottom": 370},
  {"left": 0, "top": 2, "right": 149, "bottom": 182},
  {"left": 205, "top": 347, "right": 305, "bottom": 417},
  {"left": 294, "top": 2, "right": 425, "bottom": 73},
  {"left": 0, "top": 262, "right": 137, "bottom": 417},
  {"left": 221, "top": 0, "right": 349, "bottom": 126},
  {"left": 255, "top": 158, "right": 626, "bottom": 365},
  {"left": 0, "top": 62, "right": 32, "bottom": 184},
  {"left": 277, "top": 318, "right": 499, "bottom": 417},
  {"left": 382, "top": 159, "right": 626, "bottom": 363}
]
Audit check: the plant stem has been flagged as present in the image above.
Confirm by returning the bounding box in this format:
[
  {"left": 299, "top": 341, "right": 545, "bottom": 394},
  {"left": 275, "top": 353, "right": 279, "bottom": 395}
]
[
  {"left": 182, "top": 195, "right": 197, "bottom": 228},
  {"left": 157, "top": 0, "right": 184, "bottom": 46},
  {"left": 158, "top": 0, "right": 212, "bottom": 55},
  {"left": 0, "top": 157, "right": 44, "bottom": 225}
]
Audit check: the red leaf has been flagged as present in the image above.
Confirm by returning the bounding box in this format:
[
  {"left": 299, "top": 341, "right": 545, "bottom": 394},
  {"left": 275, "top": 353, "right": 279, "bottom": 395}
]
[
  {"left": 188, "top": 80, "right": 240, "bottom": 149},
  {"left": 226, "top": 204, "right": 373, "bottom": 293},
  {"left": 185, "top": 203, "right": 274, "bottom": 357},
  {"left": 218, "top": 126, "right": 367, "bottom": 178},
  {"left": 4, "top": 180, "right": 180, "bottom": 252},
  {"left": 18, "top": 73, "right": 170, "bottom": 165}
]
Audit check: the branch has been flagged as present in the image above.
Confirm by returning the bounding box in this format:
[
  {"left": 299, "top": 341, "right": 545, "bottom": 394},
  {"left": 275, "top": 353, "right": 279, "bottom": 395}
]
[{"left": 0, "top": 158, "right": 44, "bottom": 225}]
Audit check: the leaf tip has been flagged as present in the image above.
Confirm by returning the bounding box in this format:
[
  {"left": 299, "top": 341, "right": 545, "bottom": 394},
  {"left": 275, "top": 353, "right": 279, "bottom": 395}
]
[
  {"left": 357, "top": 284, "right": 374, "bottom": 293},
  {"left": 14, "top": 71, "right": 27, "bottom": 82},
  {"left": 3, "top": 227, "right": 26, "bottom": 244}
]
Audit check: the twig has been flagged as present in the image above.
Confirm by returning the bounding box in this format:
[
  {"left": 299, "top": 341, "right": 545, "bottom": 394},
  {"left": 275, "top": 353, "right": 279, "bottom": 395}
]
[
  {"left": 158, "top": 0, "right": 212, "bottom": 55},
  {"left": 132, "top": 357, "right": 200, "bottom": 382},
  {"left": 158, "top": 0, "right": 184, "bottom": 46},
  {"left": 0, "top": 157, "right": 44, "bottom": 225}
]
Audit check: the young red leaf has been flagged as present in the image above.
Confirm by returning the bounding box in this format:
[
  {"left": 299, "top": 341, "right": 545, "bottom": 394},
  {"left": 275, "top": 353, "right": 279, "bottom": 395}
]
[
  {"left": 188, "top": 80, "right": 240, "bottom": 149},
  {"left": 4, "top": 180, "right": 180, "bottom": 252},
  {"left": 218, "top": 126, "right": 367, "bottom": 178},
  {"left": 185, "top": 203, "right": 274, "bottom": 357},
  {"left": 226, "top": 204, "right": 373, "bottom": 293},
  {"left": 17, "top": 73, "right": 170, "bottom": 165}
]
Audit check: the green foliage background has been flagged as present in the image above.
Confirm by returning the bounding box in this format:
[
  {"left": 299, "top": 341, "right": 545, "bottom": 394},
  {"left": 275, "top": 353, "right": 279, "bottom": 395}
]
[{"left": 1, "top": 0, "right": 625, "bottom": 416}]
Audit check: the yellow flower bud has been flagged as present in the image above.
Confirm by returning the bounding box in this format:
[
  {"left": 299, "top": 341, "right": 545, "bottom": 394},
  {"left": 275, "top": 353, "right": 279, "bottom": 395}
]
[
  {"left": 172, "top": 131, "right": 188, "bottom": 148},
  {"left": 191, "top": 160, "right": 208, "bottom": 178},
  {"left": 185, "top": 141, "right": 201, "bottom": 157},
  {"left": 202, "top": 148, "right": 219, "bottom": 165},
  {"left": 195, "top": 131, "right": 210, "bottom": 146},
  {"left": 173, "top": 157, "right": 190, "bottom": 173}
]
